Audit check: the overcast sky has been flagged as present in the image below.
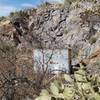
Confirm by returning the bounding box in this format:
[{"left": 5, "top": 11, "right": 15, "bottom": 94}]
[{"left": 0, "top": 0, "right": 63, "bottom": 16}]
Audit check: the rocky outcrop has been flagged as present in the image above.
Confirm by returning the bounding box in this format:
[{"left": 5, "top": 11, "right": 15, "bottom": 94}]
[
  {"left": 11, "top": 2, "right": 100, "bottom": 51},
  {"left": 0, "top": 1, "right": 100, "bottom": 75},
  {"left": 13, "top": 4, "right": 69, "bottom": 49}
]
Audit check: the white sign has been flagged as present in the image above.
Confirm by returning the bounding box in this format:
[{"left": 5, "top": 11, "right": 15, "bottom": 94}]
[{"left": 33, "top": 49, "right": 69, "bottom": 74}]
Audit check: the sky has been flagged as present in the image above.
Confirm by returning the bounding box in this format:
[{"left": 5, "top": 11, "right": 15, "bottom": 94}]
[{"left": 0, "top": 0, "right": 63, "bottom": 16}]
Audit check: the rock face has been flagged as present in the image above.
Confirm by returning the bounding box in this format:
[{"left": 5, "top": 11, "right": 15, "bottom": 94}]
[
  {"left": 0, "top": 2, "right": 100, "bottom": 75},
  {"left": 12, "top": 4, "right": 69, "bottom": 49}
]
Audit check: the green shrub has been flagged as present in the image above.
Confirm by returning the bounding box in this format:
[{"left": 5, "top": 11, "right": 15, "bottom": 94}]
[
  {"left": 10, "top": 10, "right": 29, "bottom": 19},
  {"left": 89, "top": 37, "right": 97, "bottom": 44},
  {"left": 39, "top": 2, "right": 51, "bottom": 8},
  {"left": 0, "top": 40, "right": 17, "bottom": 62},
  {"left": 64, "top": 29, "right": 68, "bottom": 35},
  {"left": 0, "top": 16, "right": 6, "bottom": 21}
]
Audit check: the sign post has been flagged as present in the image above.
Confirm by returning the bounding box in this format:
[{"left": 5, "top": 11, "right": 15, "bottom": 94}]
[{"left": 68, "top": 44, "right": 73, "bottom": 74}]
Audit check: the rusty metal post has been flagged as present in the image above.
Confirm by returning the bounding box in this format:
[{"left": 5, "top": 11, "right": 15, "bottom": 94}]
[{"left": 68, "top": 44, "right": 73, "bottom": 74}]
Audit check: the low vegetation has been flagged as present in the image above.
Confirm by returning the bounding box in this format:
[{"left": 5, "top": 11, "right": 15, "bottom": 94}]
[
  {"left": 89, "top": 37, "right": 97, "bottom": 44},
  {"left": 9, "top": 10, "right": 29, "bottom": 19},
  {"left": 0, "top": 16, "right": 6, "bottom": 21},
  {"left": 39, "top": 1, "right": 51, "bottom": 8},
  {"left": 36, "top": 64, "right": 100, "bottom": 100}
]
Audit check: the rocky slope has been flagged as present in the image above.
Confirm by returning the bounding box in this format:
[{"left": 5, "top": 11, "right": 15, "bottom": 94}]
[{"left": 0, "top": 1, "right": 100, "bottom": 75}]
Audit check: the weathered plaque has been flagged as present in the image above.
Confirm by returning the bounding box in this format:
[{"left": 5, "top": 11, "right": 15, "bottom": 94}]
[{"left": 33, "top": 49, "right": 69, "bottom": 74}]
